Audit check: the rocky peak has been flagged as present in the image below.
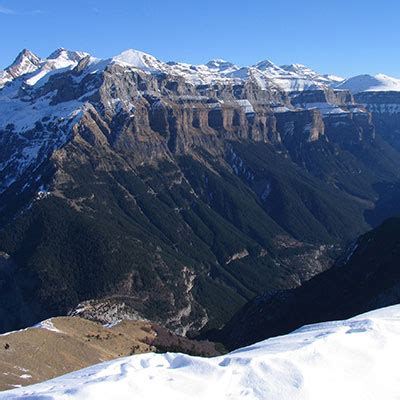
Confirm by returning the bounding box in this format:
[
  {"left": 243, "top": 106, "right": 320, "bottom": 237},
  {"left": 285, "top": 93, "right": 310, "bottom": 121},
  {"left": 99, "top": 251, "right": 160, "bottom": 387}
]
[
  {"left": 254, "top": 59, "right": 280, "bottom": 71},
  {"left": 47, "top": 48, "right": 89, "bottom": 63},
  {"left": 205, "top": 59, "right": 237, "bottom": 71},
  {"left": 280, "top": 63, "right": 309, "bottom": 73},
  {"left": 6, "top": 48, "right": 41, "bottom": 79},
  {"left": 11, "top": 48, "right": 41, "bottom": 65}
]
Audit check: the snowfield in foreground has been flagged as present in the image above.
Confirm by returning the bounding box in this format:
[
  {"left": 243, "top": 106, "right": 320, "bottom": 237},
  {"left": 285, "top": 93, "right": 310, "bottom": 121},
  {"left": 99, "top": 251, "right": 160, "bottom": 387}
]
[{"left": 2, "top": 305, "right": 400, "bottom": 400}]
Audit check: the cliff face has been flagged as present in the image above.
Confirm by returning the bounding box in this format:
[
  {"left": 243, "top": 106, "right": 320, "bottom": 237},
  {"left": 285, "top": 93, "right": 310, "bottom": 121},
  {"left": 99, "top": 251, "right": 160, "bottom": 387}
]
[
  {"left": 355, "top": 91, "right": 400, "bottom": 150},
  {"left": 1, "top": 55, "right": 400, "bottom": 336}
]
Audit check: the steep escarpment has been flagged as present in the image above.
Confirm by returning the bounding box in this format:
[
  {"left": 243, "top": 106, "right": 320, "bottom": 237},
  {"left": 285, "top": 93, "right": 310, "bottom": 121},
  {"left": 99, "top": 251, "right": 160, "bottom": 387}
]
[{"left": 355, "top": 91, "right": 400, "bottom": 150}]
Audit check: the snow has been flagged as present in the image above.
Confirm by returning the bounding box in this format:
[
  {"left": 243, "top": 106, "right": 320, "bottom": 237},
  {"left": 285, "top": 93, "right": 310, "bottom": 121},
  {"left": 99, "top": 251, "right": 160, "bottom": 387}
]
[
  {"left": 0, "top": 85, "right": 84, "bottom": 131},
  {"left": 3, "top": 47, "right": 400, "bottom": 96},
  {"left": 47, "top": 48, "right": 88, "bottom": 64},
  {"left": 2, "top": 304, "right": 400, "bottom": 400},
  {"left": 205, "top": 59, "right": 238, "bottom": 74},
  {"left": 0, "top": 70, "right": 12, "bottom": 87},
  {"left": 0, "top": 48, "right": 88, "bottom": 90},
  {"left": 5, "top": 49, "right": 42, "bottom": 80},
  {"left": 0, "top": 46, "right": 398, "bottom": 196},
  {"left": 241, "top": 60, "right": 343, "bottom": 92},
  {"left": 323, "top": 74, "right": 344, "bottom": 83},
  {"left": 235, "top": 99, "right": 255, "bottom": 114},
  {"left": 299, "top": 102, "right": 349, "bottom": 115},
  {"left": 0, "top": 319, "right": 62, "bottom": 339},
  {"left": 335, "top": 73, "right": 400, "bottom": 93},
  {"left": 271, "top": 105, "right": 292, "bottom": 113},
  {"left": 362, "top": 103, "right": 400, "bottom": 115},
  {"left": 0, "top": 74, "right": 86, "bottom": 193},
  {"left": 112, "top": 49, "right": 166, "bottom": 73},
  {"left": 33, "top": 319, "right": 63, "bottom": 334},
  {"left": 111, "top": 50, "right": 341, "bottom": 91}
]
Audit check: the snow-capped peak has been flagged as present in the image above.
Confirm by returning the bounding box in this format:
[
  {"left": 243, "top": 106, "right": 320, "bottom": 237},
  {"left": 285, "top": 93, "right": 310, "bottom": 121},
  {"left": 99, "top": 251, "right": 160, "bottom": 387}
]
[
  {"left": 280, "top": 63, "right": 344, "bottom": 84},
  {"left": 5, "top": 48, "right": 41, "bottom": 79},
  {"left": 205, "top": 59, "right": 237, "bottom": 71},
  {"left": 47, "top": 48, "right": 89, "bottom": 63},
  {"left": 249, "top": 60, "right": 335, "bottom": 91},
  {"left": 112, "top": 49, "right": 166, "bottom": 72},
  {"left": 281, "top": 63, "right": 305, "bottom": 70},
  {"left": 254, "top": 59, "right": 280, "bottom": 71},
  {"left": 0, "top": 47, "right": 91, "bottom": 89},
  {"left": 335, "top": 73, "right": 400, "bottom": 93},
  {"left": 2, "top": 47, "right": 397, "bottom": 95},
  {"left": 0, "top": 49, "right": 42, "bottom": 88},
  {"left": 10, "top": 48, "right": 41, "bottom": 68},
  {"left": 280, "top": 63, "right": 314, "bottom": 74}
]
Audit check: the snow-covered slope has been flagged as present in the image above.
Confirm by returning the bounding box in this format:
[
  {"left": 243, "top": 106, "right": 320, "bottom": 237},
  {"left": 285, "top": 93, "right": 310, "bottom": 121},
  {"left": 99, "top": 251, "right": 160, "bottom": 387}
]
[
  {"left": 85, "top": 49, "right": 342, "bottom": 89},
  {"left": 244, "top": 60, "right": 342, "bottom": 91},
  {"left": 0, "top": 48, "right": 95, "bottom": 193},
  {"left": 2, "top": 304, "right": 400, "bottom": 400},
  {"left": 112, "top": 49, "right": 243, "bottom": 84},
  {"left": 111, "top": 53, "right": 344, "bottom": 90},
  {"left": 335, "top": 73, "right": 400, "bottom": 93},
  {"left": 112, "top": 49, "right": 167, "bottom": 73}
]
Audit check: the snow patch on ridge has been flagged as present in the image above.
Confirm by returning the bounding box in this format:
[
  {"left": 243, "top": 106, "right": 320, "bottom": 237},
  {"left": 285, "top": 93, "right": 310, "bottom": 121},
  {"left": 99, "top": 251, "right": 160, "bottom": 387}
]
[{"left": 34, "top": 319, "right": 63, "bottom": 334}]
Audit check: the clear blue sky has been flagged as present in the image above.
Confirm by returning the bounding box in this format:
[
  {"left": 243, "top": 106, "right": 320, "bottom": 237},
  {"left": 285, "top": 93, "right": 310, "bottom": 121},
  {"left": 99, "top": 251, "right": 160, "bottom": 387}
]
[{"left": 1, "top": 0, "right": 399, "bottom": 78}]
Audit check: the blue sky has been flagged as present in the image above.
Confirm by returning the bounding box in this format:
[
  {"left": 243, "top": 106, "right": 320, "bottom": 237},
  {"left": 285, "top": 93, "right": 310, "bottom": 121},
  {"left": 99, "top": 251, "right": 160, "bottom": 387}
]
[{"left": 0, "top": 0, "right": 399, "bottom": 77}]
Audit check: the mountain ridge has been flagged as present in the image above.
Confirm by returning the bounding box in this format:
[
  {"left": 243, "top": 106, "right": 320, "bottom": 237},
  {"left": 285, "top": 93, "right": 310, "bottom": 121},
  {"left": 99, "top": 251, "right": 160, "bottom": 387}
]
[{"left": 2, "top": 47, "right": 400, "bottom": 93}]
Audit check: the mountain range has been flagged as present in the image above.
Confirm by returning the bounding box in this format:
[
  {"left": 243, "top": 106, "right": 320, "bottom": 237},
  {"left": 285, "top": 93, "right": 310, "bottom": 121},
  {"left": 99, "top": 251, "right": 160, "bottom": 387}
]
[
  {"left": 1, "top": 47, "right": 400, "bottom": 340},
  {"left": 2, "top": 48, "right": 400, "bottom": 93}
]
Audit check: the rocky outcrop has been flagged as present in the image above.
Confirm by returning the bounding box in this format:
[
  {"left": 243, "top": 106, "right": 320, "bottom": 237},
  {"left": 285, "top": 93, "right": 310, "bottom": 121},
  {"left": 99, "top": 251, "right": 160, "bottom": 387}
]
[
  {"left": 324, "top": 110, "right": 375, "bottom": 145},
  {"left": 289, "top": 88, "right": 353, "bottom": 106},
  {"left": 275, "top": 109, "right": 325, "bottom": 145}
]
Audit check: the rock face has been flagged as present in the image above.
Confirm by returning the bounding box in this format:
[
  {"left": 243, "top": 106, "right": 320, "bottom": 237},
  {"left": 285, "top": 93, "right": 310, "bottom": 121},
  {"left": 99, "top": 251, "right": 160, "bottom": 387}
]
[
  {"left": 1, "top": 48, "right": 400, "bottom": 336},
  {"left": 355, "top": 91, "right": 400, "bottom": 149}
]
